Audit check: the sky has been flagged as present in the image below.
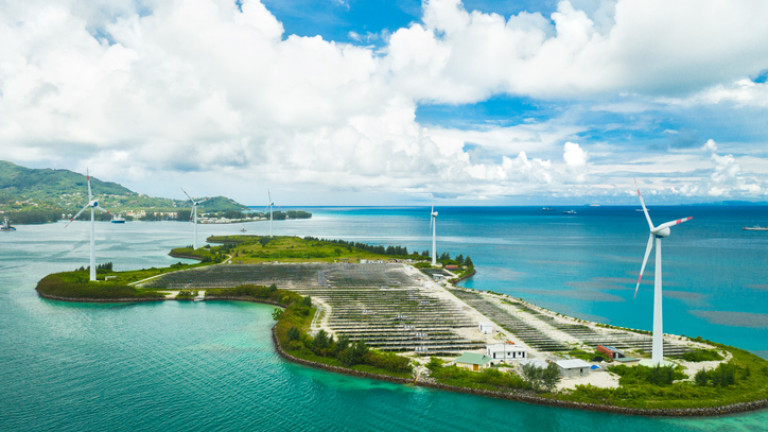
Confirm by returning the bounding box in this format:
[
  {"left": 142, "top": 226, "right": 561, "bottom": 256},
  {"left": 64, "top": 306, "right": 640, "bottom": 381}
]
[{"left": 2, "top": 0, "right": 768, "bottom": 206}]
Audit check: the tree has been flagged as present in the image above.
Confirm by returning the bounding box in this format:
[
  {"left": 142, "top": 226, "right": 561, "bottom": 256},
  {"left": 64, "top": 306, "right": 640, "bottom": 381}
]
[
  {"left": 455, "top": 254, "right": 464, "bottom": 265},
  {"left": 287, "top": 326, "right": 301, "bottom": 341},
  {"left": 272, "top": 308, "right": 284, "bottom": 321},
  {"left": 695, "top": 369, "right": 709, "bottom": 386},
  {"left": 301, "top": 296, "right": 312, "bottom": 307},
  {"left": 464, "top": 256, "right": 474, "bottom": 268},
  {"left": 313, "top": 330, "right": 331, "bottom": 353},
  {"left": 541, "top": 363, "right": 561, "bottom": 391}
]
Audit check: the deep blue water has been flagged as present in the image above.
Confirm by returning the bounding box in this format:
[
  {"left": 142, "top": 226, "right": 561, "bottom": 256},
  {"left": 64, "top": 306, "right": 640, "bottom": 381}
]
[{"left": 1, "top": 206, "right": 767, "bottom": 431}]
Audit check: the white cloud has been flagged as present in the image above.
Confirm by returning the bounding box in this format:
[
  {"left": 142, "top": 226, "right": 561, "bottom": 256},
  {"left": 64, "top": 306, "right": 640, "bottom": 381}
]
[
  {"left": 1, "top": 0, "right": 768, "bottom": 204},
  {"left": 563, "top": 141, "right": 587, "bottom": 167}
]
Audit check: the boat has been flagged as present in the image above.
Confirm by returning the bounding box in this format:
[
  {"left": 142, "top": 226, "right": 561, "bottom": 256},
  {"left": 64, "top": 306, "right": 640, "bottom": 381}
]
[
  {"left": 240, "top": 225, "right": 247, "bottom": 232},
  {"left": 743, "top": 226, "right": 768, "bottom": 231},
  {"left": 1, "top": 217, "right": 16, "bottom": 231},
  {"left": 562, "top": 210, "right": 577, "bottom": 215},
  {"left": 542, "top": 207, "right": 555, "bottom": 211},
  {"left": 111, "top": 214, "right": 126, "bottom": 224}
]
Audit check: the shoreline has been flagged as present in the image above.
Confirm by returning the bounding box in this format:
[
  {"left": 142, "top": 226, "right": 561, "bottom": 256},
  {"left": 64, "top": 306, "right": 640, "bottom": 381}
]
[
  {"left": 37, "top": 288, "right": 768, "bottom": 417},
  {"left": 270, "top": 315, "right": 768, "bottom": 418}
]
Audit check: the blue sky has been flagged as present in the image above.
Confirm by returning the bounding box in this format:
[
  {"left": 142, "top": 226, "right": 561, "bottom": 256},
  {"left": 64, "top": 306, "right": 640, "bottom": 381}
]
[{"left": 1, "top": 0, "right": 768, "bottom": 205}]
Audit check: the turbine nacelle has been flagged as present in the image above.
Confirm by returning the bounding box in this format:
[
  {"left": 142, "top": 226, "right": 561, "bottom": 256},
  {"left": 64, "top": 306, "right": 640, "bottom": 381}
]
[{"left": 653, "top": 227, "right": 670, "bottom": 238}]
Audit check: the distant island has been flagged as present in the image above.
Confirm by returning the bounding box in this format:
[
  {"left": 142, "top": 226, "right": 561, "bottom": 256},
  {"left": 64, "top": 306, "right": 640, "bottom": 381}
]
[
  {"left": 34, "top": 235, "right": 768, "bottom": 416},
  {"left": 0, "top": 160, "right": 310, "bottom": 224}
]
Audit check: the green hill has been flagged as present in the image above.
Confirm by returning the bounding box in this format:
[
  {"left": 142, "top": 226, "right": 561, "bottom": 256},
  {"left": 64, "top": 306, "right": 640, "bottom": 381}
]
[{"left": 0, "top": 160, "right": 249, "bottom": 223}]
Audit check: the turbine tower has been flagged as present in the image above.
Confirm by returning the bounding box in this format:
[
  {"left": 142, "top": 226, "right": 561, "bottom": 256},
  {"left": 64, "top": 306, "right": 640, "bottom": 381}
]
[
  {"left": 182, "top": 188, "right": 208, "bottom": 250},
  {"left": 634, "top": 179, "right": 692, "bottom": 365},
  {"left": 267, "top": 190, "right": 276, "bottom": 237},
  {"left": 66, "top": 170, "right": 112, "bottom": 282},
  {"left": 430, "top": 206, "right": 438, "bottom": 266}
]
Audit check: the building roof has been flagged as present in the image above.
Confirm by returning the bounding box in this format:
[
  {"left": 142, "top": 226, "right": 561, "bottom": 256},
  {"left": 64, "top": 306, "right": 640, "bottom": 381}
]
[
  {"left": 455, "top": 352, "right": 492, "bottom": 366},
  {"left": 487, "top": 343, "right": 526, "bottom": 351},
  {"left": 555, "top": 359, "right": 591, "bottom": 369}
]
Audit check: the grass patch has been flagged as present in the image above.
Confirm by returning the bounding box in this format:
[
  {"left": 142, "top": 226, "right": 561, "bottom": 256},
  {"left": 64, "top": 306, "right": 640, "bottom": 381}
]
[{"left": 36, "top": 272, "right": 164, "bottom": 300}]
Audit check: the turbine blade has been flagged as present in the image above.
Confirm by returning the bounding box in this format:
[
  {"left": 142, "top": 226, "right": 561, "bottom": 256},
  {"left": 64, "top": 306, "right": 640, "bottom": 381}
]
[
  {"left": 95, "top": 206, "right": 110, "bottom": 214},
  {"left": 181, "top": 188, "right": 194, "bottom": 202},
  {"left": 655, "top": 216, "right": 693, "bottom": 231},
  {"left": 66, "top": 204, "right": 90, "bottom": 228},
  {"left": 87, "top": 169, "right": 92, "bottom": 201},
  {"left": 634, "top": 234, "right": 654, "bottom": 298},
  {"left": 634, "top": 178, "right": 655, "bottom": 231},
  {"left": 268, "top": 189, "right": 272, "bottom": 203}
]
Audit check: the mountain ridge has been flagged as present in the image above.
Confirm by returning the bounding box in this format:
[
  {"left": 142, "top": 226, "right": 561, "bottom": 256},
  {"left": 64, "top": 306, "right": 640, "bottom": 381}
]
[{"left": 0, "top": 160, "right": 249, "bottom": 222}]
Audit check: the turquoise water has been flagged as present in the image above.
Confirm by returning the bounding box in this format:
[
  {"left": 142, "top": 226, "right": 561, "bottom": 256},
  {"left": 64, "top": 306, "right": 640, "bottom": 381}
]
[{"left": 2, "top": 208, "right": 767, "bottom": 431}]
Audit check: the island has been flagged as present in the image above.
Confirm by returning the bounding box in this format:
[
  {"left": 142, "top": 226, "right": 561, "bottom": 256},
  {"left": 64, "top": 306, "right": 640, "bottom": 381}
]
[
  {"left": 0, "top": 160, "right": 311, "bottom": 224},
  {"left": 35, "top": 235, "right": 768, "bottom": 416}
]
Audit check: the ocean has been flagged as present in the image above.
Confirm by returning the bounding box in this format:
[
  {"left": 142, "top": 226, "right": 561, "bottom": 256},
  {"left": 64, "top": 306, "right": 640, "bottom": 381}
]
[{"left": 1, "top": 206, "right": 767, "bottom": 431}]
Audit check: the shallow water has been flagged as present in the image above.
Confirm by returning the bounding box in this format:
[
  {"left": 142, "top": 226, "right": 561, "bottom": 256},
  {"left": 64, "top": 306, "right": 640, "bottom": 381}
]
[{"left": 1, "top": 208, "right": 767, "bottom": 431}]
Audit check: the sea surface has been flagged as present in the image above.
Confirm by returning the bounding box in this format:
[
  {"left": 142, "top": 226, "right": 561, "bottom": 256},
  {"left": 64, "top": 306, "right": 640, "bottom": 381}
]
[{"left": 2, "top": 206, "right": 767, "bottom": 431}]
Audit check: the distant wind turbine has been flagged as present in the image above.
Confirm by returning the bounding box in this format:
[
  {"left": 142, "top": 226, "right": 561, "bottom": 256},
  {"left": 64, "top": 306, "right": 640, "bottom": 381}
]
[
  {"left": 65, "top": 169, "right": 112, "bottom": 282},
  {"left": 182, "top": 188, "right": 208, "bottom": 250},
  {"left": 266, "top": 190, "right": 278, "bottom": 237},
  {"left": 430, "top": 205, "right": 438, "bottom": 266},
  {"left": 634, "top": 179, "right": 692, "bottom": 365}
]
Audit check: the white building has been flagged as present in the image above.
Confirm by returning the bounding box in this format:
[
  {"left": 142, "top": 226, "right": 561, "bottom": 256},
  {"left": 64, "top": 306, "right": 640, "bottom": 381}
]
[
  {"left": 554, "top": 359, "right": 591, "bottom": 377},
  {"left": 478, "top": 322, "right": 494, "bottom": 334},
  {"left": 486, "top": 343, "right": 527, "bottom": 364}
]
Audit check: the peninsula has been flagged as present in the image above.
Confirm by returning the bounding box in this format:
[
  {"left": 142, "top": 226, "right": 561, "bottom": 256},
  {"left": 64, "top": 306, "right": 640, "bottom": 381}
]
[{"left": 35, "top": 235, "right": 768, "bottom": 416}]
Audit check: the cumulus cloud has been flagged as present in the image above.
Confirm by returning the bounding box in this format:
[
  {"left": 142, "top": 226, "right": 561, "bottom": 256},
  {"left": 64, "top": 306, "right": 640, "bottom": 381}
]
[
  {"left": 1, "top": 0, "right": 768, "bottom": 203},
  {"left": 701, "top": 139, "right": 763, "bottom": 197}
]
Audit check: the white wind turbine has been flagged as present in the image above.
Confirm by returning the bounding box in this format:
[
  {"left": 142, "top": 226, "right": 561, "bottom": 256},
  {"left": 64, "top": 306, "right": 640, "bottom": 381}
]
[
  {"left": 266, "top": 190, "right": 277, "bottom": 237},
  {"left": 430, "top": 205, "right": 438, "bottom": 266},
  {"left": 634, "top": 179, "right": 692, "bottom": 365},
  {"left": 182, "top": 188, "right": 208, "bottom": 250},
  {"left": 66, "top": 170, "right": 112, "bottom": 282}
]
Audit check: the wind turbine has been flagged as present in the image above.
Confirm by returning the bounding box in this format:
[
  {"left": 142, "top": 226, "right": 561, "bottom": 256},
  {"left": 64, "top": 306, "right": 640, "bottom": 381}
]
[
  {"left": 66, "top": 170, "right": 112, "bottom": 282},
  {"left": 266, "top": 190, "right": 276, "bottom": 237},
  {"left": 182, "top": 188, "right": 208, "bottom": 250},
  {"left": 633, "top": 179, "right": 692, "bottom": 365},
  {"left": 430, "top": 205, "right": 438, "bottom": 266}
]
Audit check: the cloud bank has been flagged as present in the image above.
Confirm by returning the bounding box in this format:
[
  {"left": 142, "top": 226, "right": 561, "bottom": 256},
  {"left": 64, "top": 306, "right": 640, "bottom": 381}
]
[{"left": 1, "top": 0, "right": 767, "bottom": 204}]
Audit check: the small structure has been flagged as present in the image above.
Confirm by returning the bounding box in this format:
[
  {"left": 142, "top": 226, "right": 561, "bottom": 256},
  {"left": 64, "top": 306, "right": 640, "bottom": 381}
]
[
  {"left": 555, "top": 359, "right": 591, "bottom": 377},
  {"left": 445, "top": 264, "right": 459, "bottom": 271},
  {"left": 454, "top": 352, "right": 492, "bottom": 372},
  {"left": 486, "top": 343, "right": 526, "bottom": 364},
  {"left": 433, "top": 274, "right": 446, "bottom": 282},
  {"left": 478, "top": 322, "right": 494, "bottom": 334},
  {"left": 597, "top": 345, "right": 626, "bottom": 360}
]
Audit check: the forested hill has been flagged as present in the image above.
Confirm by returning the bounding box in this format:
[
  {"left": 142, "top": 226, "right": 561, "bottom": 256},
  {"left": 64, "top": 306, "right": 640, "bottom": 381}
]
[{"left": 0, "top": 160, "right": 249, "bottom": 222}]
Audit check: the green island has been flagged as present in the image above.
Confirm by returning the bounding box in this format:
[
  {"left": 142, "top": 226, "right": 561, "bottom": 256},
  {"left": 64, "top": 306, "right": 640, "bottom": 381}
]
[
  {"left": 0, "top": 160, "right": 311, "bottom": 224},
  {"left": 35, "top": 235, "right": 768, "bottom": 416}
]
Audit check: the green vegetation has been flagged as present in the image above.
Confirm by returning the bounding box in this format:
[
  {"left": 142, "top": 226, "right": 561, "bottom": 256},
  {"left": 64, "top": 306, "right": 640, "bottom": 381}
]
[
  {"left": 521, "top": 362, "right": 561, "bottom": 391},
  {"left": 207, "top": 235, "right": 430, "bottom": 264},
  {"left": 557, "top": 347, "right": 768, "bottom": 409},
  {"left": 35, "top": 272, "right": 165, "bottom": 300},
  {"left": 610, "top": 364, "right": 686, "bottom": 386},
  {"left": 0, "top": 159, "right": 249, "bottom": 223},
  {"left": 678, "top": 348, "right": 724, "bottom": 362},
  {"left": 426, "top": 357, "right": 533, "bottom": 392},
  {"left": 272, "top": 291, "right": 413, "bottom": 377}
]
